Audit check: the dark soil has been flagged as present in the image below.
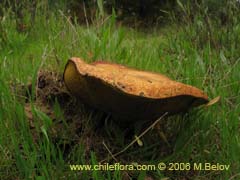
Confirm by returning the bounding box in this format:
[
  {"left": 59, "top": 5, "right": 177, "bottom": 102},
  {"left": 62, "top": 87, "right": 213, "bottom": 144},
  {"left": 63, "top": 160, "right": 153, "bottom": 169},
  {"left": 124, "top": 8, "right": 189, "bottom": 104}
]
[
  {"left": 15, "top": 70, "right": 179, "bottom": 178},
  {"left": 23, "top": 70, "right": 108, "bottom": 158}
]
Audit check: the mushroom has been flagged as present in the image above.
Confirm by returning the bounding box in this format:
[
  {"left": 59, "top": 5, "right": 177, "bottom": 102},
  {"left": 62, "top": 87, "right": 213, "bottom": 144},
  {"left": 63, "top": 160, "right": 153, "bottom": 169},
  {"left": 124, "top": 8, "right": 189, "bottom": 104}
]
[{"left": 64, "top": 57, "right": 208, "bottom": 122}]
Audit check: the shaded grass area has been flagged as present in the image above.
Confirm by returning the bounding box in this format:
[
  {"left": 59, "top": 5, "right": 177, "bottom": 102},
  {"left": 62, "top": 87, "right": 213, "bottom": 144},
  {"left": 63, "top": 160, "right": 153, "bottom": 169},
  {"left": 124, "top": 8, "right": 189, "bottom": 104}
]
[{"left": 0, "top": 5, "right": 240, "bottom": 180}]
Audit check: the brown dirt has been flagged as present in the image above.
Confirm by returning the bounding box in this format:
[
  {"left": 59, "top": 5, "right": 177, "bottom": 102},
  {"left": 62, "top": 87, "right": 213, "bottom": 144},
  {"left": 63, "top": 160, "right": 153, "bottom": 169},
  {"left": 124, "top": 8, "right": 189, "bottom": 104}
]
[
  {"left": 15, "top": 70, "right": 180, "bottom": 178},
  {"left": 23, "top": 70, "right": 107, "bottom": 157}
]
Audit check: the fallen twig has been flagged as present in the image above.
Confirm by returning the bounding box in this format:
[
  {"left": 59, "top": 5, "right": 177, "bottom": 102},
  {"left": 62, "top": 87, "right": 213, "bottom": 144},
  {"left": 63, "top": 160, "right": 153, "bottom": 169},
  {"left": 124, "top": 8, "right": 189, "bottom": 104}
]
[{"left": 102, "top": 141, "right": 118, "bottom": 162}]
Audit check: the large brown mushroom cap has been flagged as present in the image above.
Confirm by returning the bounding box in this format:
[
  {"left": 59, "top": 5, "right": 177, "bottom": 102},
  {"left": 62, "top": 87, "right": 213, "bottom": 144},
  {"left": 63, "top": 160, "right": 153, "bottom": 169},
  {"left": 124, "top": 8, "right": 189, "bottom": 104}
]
[{"left": 64, "top": 57, "right": 208, "bottom": 121}]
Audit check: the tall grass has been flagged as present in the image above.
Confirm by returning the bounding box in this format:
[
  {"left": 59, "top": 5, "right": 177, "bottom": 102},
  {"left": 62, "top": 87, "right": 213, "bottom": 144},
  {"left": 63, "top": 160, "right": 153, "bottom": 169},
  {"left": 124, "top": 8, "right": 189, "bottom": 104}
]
[{"left": 0, "top": 1, "right": 240, "bottom": 179}]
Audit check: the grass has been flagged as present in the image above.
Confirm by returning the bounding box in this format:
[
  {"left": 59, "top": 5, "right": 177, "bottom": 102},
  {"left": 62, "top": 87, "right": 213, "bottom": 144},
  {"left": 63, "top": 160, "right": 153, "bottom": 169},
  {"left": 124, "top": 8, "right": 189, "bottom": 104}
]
[{"left": 0, "top": 2, "right": 240, "bottom": 179}]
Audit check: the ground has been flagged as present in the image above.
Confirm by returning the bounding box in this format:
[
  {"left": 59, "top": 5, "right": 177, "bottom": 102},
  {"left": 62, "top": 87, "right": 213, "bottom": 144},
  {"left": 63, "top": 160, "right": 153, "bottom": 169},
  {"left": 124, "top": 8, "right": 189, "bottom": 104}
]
[{"left": 0, "top": 3, "right": 240, "bottom": 179}]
